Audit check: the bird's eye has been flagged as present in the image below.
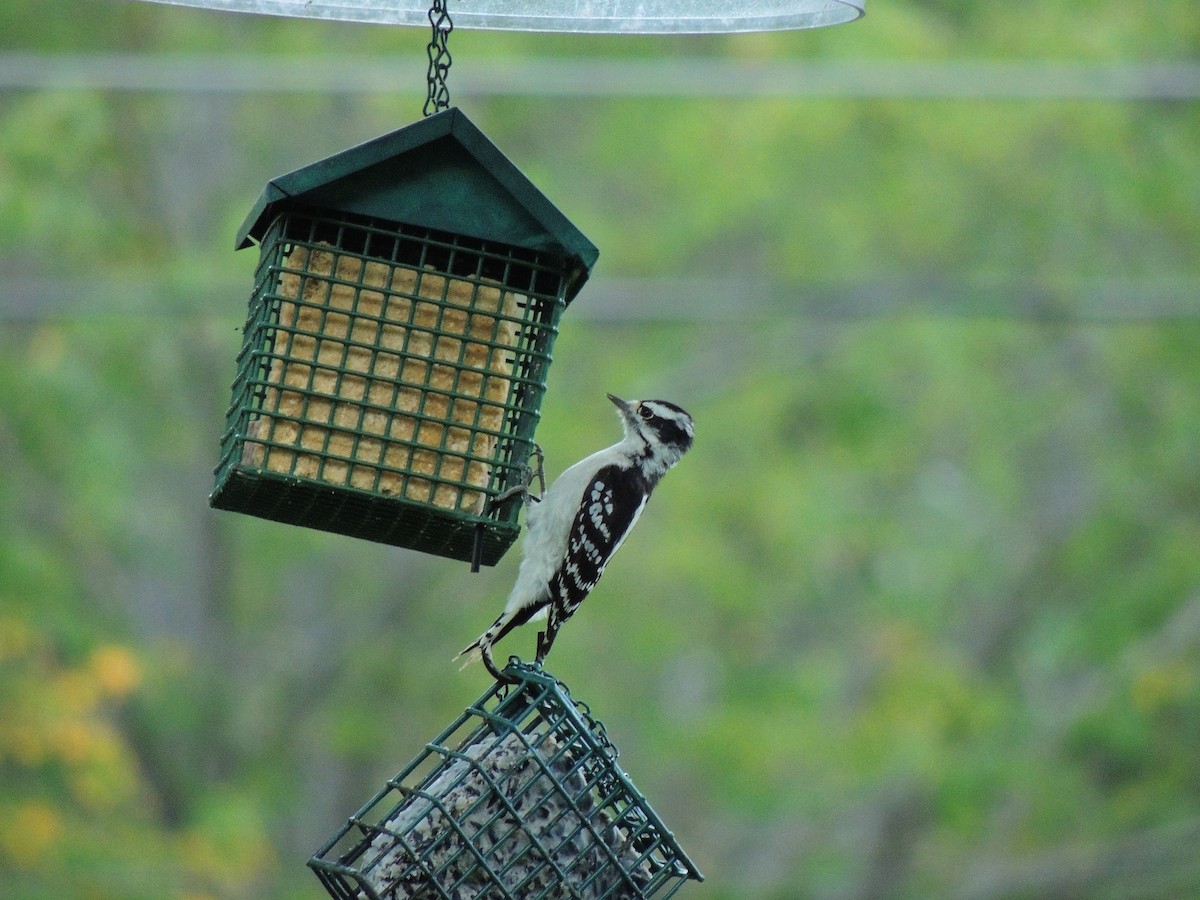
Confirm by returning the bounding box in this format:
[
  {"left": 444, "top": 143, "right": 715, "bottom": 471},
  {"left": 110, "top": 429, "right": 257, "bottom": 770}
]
[{"left": 637, "top": 405, "right": 654, "bottom": 420}]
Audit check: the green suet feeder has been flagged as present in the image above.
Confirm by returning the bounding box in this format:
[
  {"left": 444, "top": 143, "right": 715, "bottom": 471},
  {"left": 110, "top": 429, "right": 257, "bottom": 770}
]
[
  {"left": 211, "top": 108, "right": 598, "bottom": 565},
  {"left": 309, "top": 663, "right": 703, "bottom": 899}
]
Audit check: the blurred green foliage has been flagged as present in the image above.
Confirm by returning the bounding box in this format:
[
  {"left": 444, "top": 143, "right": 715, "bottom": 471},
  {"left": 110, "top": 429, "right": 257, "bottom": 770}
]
[{"left": 1, "top": 1, "right": 1199, "bottom": 897}]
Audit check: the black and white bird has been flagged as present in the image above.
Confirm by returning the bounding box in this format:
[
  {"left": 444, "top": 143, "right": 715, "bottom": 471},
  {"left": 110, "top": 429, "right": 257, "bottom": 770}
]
[{"left": 458, "top": 393, "right": 695, "bottom": 680}]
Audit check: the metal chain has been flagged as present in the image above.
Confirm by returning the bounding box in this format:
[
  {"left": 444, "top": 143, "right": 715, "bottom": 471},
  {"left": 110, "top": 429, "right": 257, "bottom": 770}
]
[{"left": 424, "top": 0, "right": 453, "bottom": 116}]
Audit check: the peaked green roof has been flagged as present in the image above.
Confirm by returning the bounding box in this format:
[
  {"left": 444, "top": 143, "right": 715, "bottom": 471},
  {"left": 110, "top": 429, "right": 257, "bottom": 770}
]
[{"left": 235, "top": 108, "right": 598, "bottom": 294}]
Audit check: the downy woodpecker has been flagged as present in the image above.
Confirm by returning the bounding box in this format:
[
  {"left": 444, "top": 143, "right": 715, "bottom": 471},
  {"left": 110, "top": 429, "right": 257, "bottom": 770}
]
[{"left": 458, "top": 393, "right": 694, "bottom": 679}]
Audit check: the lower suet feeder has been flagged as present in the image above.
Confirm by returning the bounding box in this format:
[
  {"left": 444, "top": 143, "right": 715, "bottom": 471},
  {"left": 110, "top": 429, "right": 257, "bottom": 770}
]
[
  {"left": 309, "top": 663, "right": 702, "bottom": 899},
  {"left": 211, "top": 108, "right": 598, "bottom": 565}
]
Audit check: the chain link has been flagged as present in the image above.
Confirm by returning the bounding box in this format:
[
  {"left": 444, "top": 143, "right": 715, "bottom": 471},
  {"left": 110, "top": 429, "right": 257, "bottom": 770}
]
[{"left": 424, "top": 0, "right": 453, "bottom": 116}]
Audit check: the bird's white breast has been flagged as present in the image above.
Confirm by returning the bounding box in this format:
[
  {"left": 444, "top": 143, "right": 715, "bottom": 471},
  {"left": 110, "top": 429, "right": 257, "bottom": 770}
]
[{"left": 501, "top": 444, "right": 625, "bottom": 616}]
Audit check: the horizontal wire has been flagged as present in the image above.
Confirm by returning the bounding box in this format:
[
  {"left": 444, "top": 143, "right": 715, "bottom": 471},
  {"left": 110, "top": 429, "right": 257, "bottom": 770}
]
[
  {"left": 3, "top": 275, "right": 1198, "bottom": 323},
  {"left": 2, "top": 53, "right": 1200, "bottom": 100},
  {"left": 3, "top": 55, "right": 1195, "bottom": 325}
]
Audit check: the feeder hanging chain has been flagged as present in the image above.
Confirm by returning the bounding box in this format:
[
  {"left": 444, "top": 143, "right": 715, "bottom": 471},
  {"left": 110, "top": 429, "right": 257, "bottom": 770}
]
[{"left": 424, "top": 0, "right": 453, "bottom": 116}]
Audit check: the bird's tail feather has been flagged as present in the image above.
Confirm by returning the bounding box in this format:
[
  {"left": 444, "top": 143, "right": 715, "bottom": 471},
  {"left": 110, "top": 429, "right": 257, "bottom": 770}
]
[
  {"left": 454, "top": 603, "right": 542, "bottom": 670},
  {"left": 456, "top": 645, "right": 483, "bottom": 670},
  {"left": 454, "top": 611, "right": 507, "bottom": 669}
]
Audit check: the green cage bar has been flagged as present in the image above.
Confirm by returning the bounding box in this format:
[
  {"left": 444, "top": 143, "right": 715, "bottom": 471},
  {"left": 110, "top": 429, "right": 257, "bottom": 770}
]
[
  {"left": 211, "top": 109, "right": 598, "bottom": 565},
  {"left": 309, "top": 662, "right": 703, "bottom": 899}
]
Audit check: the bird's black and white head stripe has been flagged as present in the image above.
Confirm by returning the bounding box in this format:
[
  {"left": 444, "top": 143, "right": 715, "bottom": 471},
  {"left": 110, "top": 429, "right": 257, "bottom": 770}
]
[
  {"left": 634, "top": 399, "right": 694, "bottom": 449},
  {"left": 609, "top": 394, "right": 694, "bottom": 483}
]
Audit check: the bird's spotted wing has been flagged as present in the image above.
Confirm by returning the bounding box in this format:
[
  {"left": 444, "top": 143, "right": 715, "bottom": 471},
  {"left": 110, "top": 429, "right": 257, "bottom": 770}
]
[{"left": 546, "top": 464, "right": 649, "bottom": 625}]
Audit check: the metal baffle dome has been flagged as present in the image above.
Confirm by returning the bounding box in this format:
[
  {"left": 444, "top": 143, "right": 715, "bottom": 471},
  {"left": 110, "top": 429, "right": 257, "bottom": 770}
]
[
  {"left": 212, "top": 108, "right": 597, "bottom": 565},
  {"left": 136, "top": 0, "right": 865, "bottom": 33}
]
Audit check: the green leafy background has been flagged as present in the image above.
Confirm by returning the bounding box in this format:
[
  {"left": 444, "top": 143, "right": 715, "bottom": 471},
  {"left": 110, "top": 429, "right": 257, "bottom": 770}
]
[{"left": 2, "top": 2, "right": 1198, "bottom": 897}]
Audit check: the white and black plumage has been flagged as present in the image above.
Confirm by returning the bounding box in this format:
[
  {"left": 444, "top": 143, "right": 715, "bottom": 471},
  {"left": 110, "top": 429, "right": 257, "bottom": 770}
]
[{"left": 458, "top": 393, "right": 695, "bottom": 680}]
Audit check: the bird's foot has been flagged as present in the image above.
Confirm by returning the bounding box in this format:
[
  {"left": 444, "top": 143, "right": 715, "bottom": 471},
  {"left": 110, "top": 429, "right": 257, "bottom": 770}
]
[
  {"left": 529, "top": 443, "right": 547, "bottom": 498},
  {"left": 489, "top": 443, "right": 546, "bottom": 510},
  {"left": 481, "top": 648, "right": 517, "bottom": 683},
  {"left": 534, "top": 630, "right": 552, "bottom": 667}
]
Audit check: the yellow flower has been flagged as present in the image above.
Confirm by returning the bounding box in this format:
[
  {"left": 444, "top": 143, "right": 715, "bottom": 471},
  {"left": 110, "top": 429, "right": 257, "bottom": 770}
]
[
  {"left": 90, "top": 644, "right": 142, "bottom": 698},
  {"left": 1, "top": 802, "right": 63, "bottom": 868},
  {"left": 55, "top": 670, "right": 100, "bottom": 713},
  {"left": 4, "top": 724, "right": 47, "bottom": 767},
  {"left": 53, "top": 719, "right": 95, "bottom": 764}
]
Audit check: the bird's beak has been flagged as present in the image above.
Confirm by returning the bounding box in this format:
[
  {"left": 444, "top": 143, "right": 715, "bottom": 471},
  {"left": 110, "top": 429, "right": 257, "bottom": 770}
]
[{"left": 607, "top": 393, "right": 637, "bottom": 424}]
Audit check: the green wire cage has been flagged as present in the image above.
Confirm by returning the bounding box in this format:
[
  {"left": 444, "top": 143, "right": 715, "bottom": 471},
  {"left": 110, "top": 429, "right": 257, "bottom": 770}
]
[
  {"left": 309, "top": 663, "right": 703, "bottom": 899},
  {"left": 211, "top": 109, "right": 598, "bottom": 565}
]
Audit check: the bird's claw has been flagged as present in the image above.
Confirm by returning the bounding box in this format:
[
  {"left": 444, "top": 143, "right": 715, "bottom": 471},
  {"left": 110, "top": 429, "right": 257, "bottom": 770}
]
[
  {"left": 530, "top": 443, "right": 547, "bottom": 498},
  {"left": 481, "top": 647, "right": 519, "bottom": 683},
  {"left": 489, "top": 443, "right": 546, "bottom": 511}
]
